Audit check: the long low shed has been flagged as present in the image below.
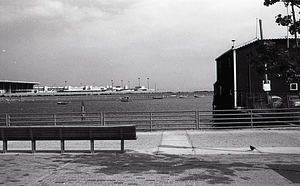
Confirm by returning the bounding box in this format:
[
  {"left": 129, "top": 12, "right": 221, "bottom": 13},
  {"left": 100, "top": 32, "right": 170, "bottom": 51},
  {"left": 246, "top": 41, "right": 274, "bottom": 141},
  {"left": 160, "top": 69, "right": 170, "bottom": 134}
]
[{"left": 0, "top": 125, "right": 137, "bottom": 153}]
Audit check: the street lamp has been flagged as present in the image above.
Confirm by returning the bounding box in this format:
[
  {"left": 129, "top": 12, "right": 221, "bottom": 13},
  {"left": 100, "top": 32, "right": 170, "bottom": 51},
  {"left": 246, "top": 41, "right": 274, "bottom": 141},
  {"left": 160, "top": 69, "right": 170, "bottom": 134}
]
[
  {"left": 232, "top": 39, "right": 235, "bottom": 49},
  {"left": 64, "top": 81, "right": 67, "bottom": 90},
  {"left": 147, "top": 78, "right": 149, "bottom": 90},
  {"left": 138, "top": 78, "right": 140, "bottom": 87}
]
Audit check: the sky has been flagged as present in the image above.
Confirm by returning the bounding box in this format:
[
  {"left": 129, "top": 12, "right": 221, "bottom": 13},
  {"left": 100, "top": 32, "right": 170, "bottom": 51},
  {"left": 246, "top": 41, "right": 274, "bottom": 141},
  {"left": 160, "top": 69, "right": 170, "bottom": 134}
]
[{"left": 0, "top": 0, "right": 291, "bottom": 92}]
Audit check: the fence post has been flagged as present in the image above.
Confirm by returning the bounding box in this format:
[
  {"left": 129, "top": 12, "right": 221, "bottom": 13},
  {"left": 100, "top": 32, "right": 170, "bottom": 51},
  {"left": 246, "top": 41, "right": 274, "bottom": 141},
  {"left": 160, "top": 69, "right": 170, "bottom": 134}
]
[
  {"left": 81, "top": 101, "right": 85, "bottom": 121},
  {"left": 53, "top": 114, "right": 57, "bottom": 126},
  {"left": 101, "top": 112, "right": 105, "bottom": 126},
  {"left": 150, "top": 112, "right": 153, "bottom": 131},
  {"left": 196, "top": 111, "right": 199, "bottom": 130},
  {"left": 250, "top": 110, "right": 253, "bottom": 128},
  {"left": 99, "top": 112, "right": 102, "bottom": 125},
  {"left": 6, "top": 114, "right": 10, "bottom": 126}
]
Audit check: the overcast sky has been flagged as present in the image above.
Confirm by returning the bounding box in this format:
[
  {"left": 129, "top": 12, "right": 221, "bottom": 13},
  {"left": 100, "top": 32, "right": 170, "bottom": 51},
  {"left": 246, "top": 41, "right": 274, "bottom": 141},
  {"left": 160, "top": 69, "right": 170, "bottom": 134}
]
[{"left": 0, "top": 0, "right": 290, "bottom": 92}]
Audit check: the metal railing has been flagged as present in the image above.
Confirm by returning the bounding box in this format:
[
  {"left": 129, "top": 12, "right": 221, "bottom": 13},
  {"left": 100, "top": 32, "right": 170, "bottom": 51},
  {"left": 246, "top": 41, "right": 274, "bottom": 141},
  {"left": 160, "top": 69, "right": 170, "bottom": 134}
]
[{"left": 1, "top": 108, "right": 300, "bottom": 130}]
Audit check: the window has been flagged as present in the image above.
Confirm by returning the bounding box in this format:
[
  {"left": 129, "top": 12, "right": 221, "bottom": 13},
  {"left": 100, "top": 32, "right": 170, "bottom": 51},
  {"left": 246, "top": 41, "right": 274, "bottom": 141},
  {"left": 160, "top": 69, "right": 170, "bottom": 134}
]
[{"left": 290, "top": 83, "right": 298, "bottom": 91}]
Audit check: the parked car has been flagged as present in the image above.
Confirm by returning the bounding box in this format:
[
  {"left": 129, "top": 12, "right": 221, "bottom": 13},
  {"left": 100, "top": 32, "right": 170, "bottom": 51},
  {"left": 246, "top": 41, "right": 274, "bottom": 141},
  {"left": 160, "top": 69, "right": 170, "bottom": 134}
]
[
  {"left": 271, "top": 96, "right": 283, "bottom": 108},
  {"left": 289, "top": 95, "right": 300, "bottom": 107}
]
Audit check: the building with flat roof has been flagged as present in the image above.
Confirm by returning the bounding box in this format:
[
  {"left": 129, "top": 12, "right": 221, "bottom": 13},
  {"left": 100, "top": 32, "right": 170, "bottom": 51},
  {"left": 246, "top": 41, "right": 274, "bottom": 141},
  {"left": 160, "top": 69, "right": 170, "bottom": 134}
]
[{"left": 0, "top": 80, "right": 40, "bottom": 94}]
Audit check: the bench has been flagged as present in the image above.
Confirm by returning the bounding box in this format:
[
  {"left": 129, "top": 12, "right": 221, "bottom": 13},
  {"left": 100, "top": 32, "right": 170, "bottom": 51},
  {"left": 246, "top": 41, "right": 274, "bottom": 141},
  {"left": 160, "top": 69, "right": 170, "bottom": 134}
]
[{"left": 0, "top": 125, "right": 136, "bottom": 153}]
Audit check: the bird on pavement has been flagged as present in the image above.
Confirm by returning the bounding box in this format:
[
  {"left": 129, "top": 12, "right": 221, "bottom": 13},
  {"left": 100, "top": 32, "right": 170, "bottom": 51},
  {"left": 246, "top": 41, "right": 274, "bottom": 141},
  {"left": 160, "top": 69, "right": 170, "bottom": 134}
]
[{"left": 250, "top": 145, "right": 256, "bottom": 151}]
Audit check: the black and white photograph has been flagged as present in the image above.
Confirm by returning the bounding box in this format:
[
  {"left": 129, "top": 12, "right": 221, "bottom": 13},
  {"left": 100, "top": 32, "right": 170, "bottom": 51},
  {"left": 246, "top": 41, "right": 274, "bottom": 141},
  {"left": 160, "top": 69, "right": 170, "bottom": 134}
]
[{"left": 1, "top": 0, "right": 300, "bottom": 185}]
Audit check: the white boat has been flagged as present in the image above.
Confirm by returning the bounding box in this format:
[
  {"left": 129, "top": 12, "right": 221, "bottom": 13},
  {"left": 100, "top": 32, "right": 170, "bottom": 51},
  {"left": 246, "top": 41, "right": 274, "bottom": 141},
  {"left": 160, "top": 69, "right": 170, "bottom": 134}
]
[
  {"left": 152, "top": 96, "right": 163, "bottom": 99},
  {"left": 179, "top": 95, "right": 189, "bottom": 98},
  {"left": 121, "top": 96, "right": 132, "bottom": 102},
  {"left": 57, "top": 101, "right": 70, "bottom": 105}
]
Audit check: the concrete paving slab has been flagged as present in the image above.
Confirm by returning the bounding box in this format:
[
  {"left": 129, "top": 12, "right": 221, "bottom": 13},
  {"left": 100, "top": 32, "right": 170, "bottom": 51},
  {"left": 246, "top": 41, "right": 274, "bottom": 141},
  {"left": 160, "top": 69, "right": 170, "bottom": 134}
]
[
  {"left": 1, "top": 129, "right": 300, "bottom": 185},
  {"left": 193, "top": 147, "right": 300, "bottom": 155},
  {"left": 1, "top": 152, "right": 300, "bottom": 185},
  {"left": 157, "top": 131, "right": 194, "bottom": 155}
]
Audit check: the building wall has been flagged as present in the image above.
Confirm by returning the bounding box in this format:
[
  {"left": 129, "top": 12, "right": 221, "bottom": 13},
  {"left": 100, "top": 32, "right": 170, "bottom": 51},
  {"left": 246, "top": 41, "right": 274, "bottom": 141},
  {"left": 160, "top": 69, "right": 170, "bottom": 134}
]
[
  {"left": 0, "top": 81, "right": 38, "bottom": 94},
  {"left": 214, "top": 39, "right": 300, "bottom": 109},
  {"left": 213, "top": 50, "right": 234, "bottom": 109}
]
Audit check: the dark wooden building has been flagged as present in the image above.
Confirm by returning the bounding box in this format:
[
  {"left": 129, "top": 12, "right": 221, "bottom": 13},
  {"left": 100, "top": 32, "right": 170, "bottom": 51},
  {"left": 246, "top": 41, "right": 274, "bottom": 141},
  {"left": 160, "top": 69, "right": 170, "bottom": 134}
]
[{"left": 213, "top": 38, "right": 300, "bottom": 110}]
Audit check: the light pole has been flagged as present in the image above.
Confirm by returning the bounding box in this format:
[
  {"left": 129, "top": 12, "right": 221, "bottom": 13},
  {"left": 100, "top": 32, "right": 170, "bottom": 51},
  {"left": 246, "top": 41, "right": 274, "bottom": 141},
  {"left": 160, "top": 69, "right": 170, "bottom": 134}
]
[
  {"left": 64, "top": 81, "right": 67, "bottom": 90},
  {"left": 147, "top": 78, "right": 149, "bottom": 90},
  {"left": 138, "top": 78, "right": 140, "bottom": 87}
]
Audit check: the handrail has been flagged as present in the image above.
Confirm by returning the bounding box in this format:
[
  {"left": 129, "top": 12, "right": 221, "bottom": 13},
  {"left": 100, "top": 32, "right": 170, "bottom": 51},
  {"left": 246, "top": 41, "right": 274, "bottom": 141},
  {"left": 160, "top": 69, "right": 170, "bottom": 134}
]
[{"left": 0, "top": 108, "right": 300, "bottom": 130}]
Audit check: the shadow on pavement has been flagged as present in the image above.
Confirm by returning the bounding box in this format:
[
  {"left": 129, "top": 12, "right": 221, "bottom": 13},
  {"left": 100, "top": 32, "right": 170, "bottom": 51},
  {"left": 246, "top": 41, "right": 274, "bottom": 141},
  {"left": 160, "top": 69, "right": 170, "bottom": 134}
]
[
  {"left": 2, "top": 152, "right": 300, "bottom": 185},
  {"left": 267, "top": 164, "right": 300, "bottom": 183},
  {"left": 51, "top": 152, "right": 259, "bottom": 185}
]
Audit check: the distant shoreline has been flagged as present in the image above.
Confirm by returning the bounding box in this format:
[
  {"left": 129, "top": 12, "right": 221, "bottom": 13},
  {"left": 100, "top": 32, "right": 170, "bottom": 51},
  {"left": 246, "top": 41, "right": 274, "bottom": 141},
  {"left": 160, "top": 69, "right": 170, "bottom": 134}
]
[
  {"left": 0, "top": 91, "right": 213, "bottom": 103},
  {"left": 0, "top": 90, "right": 213, "bottom": 97}
]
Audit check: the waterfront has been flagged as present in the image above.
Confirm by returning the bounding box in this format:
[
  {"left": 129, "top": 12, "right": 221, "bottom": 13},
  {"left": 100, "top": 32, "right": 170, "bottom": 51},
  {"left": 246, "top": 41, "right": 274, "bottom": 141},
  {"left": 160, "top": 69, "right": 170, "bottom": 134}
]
[{"left": 0, "top": 92, "right": 213, "bottom": 114}]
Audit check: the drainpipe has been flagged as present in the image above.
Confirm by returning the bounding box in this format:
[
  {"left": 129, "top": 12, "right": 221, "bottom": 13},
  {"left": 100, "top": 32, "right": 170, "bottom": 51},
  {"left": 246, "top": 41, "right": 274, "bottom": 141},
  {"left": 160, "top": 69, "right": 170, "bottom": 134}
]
[{"left": 233, "top": 48, "right": 237, "bottom": 108}]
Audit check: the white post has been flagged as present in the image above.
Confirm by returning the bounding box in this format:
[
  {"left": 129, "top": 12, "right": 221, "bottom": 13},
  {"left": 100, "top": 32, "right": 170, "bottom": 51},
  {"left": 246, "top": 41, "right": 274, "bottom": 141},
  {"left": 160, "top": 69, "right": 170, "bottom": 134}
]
[{"left": 233, "top": 48, "right": 237, "bottom": 108}]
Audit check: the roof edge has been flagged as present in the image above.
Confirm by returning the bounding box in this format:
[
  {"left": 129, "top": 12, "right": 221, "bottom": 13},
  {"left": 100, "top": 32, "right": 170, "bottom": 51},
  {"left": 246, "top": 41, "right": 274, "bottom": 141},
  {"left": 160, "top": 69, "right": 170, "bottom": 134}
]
[
  {"left": 0, "top": 80, "right": 40, "bottom": 84},
  {"left": 215, "top": 38, "right": 290, "bottom": 61}
]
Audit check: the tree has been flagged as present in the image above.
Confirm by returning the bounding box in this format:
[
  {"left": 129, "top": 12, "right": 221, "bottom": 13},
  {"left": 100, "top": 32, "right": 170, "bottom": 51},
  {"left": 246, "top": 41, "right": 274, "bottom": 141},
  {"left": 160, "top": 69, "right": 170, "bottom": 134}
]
[
  {"left": 264, "top": 0, "right": 300, "bottom": 48},
  {"left": 246, "top": 40, "right": 300, "bottom": 83},
  {"left": 246, "top": 41, "right": 289, "bottom": 80}
]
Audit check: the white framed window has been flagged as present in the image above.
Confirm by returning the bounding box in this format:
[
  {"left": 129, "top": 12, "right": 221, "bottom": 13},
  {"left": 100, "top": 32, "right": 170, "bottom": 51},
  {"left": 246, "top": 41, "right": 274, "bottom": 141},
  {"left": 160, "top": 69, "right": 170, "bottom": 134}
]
[{"left": 290, "top": 83, "right": 298, "bottom": 91}]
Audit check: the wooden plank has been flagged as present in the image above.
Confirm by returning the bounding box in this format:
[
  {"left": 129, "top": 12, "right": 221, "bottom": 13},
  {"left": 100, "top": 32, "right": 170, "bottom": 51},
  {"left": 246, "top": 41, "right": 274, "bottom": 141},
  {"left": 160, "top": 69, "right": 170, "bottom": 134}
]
[
  {"left": 32, "top": 127, "right": 61, "bottom": 140},
  {"left": 90, "top": 128, "right": 94, "bottom": 153},
  {"left": 32, "top": 140, "right": 36, "bottom": 153},
  {"left": 120, "top": 127, "right": 124, "bottom": 152},
  {"left": 30, "top": 128, "right": 33, "bottom": 140},
  {"left": 59, "top": 128, "right": 62, "bottom": 140},
  {"left": 2, "top": 128, "right": 31, "bottom": 140},
  {"left": 3, "top": 140, "right": 7, "bottom": 153},
  {"left": 30, "top": 128, "right": 36, "bottom": 153},
  {"left": 121, "top": 140, "right": 124, "bottom": 153},
  {"left": 0, "top": 128, "right": 4, "bottom": 140},
  {"left": 90, "top": 140, "right": 94, "bottom": 154},
  {"left": 61, "top": 140, "right": 65, "bottom": 154},
  {"left": 61, "top": 127, "right": 90, "bottom": 140}
]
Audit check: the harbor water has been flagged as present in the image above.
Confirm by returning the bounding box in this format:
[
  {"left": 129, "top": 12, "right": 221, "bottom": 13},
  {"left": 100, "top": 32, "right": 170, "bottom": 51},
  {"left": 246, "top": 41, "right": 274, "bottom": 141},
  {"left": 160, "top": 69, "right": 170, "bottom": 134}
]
[{"left": 0, "top": 92, "right": 213, "bottom": 114}]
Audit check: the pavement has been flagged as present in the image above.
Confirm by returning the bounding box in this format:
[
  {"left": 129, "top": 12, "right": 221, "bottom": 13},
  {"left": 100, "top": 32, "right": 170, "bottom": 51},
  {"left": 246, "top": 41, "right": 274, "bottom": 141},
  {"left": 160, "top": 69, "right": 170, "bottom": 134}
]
[{"left": 1, "top": 128, "right": 300, "bottom": 185}]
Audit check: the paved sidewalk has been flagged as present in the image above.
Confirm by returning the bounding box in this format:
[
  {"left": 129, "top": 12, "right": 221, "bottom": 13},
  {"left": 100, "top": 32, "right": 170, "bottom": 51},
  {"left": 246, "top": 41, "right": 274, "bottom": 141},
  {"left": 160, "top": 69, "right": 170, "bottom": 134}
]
[
  {"left": 158, "top": 131, "right": 194, "bottom": 155},
  {"left": 0, "top": 129, "right": 300, "bottom": 185},
  {"left": 156, "top": 130, "right": 300, "bottom": 155}
]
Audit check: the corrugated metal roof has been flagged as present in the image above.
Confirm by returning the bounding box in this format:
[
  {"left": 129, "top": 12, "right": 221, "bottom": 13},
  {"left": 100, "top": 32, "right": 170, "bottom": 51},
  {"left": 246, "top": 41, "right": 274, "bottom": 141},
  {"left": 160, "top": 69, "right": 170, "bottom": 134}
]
[{"left": 215, "top": 38, "right": 289, "bottom": 61}]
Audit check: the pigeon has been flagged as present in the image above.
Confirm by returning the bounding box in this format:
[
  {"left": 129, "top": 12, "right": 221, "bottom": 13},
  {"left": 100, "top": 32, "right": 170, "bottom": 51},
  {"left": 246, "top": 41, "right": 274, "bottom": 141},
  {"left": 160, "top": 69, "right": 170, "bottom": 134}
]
[{"left": 250, "top": 145, "right": 256, "bottom": 151}]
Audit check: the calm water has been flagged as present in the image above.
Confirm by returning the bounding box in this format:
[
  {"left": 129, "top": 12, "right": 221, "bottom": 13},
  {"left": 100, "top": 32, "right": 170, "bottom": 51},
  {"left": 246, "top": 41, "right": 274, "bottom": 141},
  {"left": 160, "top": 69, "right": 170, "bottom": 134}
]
[{"left": 0, "top": 93, "right": 213, "bottom": 114}]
